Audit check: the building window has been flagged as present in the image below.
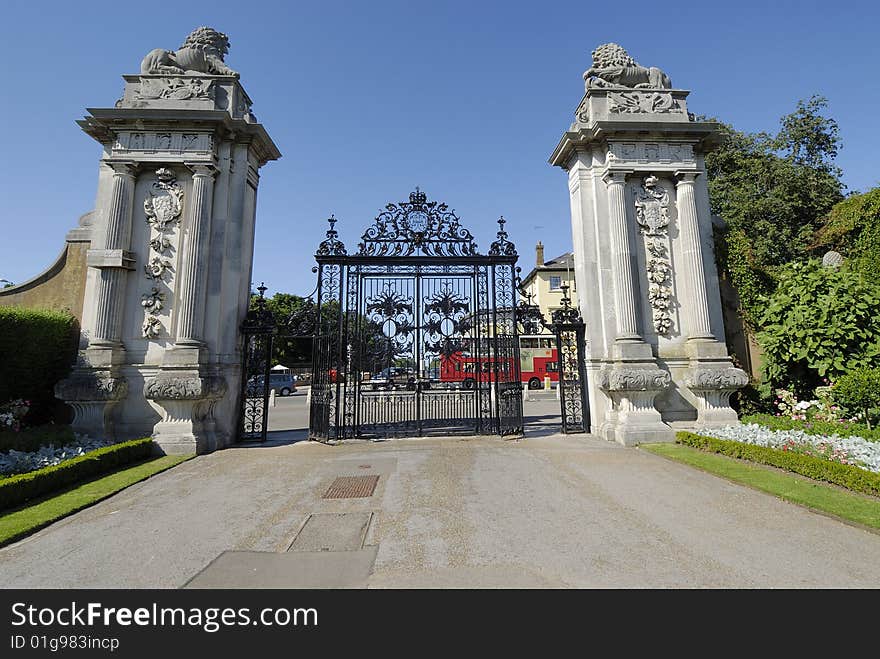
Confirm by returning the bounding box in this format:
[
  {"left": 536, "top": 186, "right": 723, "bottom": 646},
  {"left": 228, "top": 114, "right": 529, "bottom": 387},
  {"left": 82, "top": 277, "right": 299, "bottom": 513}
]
[{"left": 549, "top": 276, "right": 561, "bottom": 290}]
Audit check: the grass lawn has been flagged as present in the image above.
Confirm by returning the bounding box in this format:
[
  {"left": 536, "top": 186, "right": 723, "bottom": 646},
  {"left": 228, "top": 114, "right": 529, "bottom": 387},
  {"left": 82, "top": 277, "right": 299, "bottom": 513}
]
[
  {"left": 641, "top": 442, "right": 880, "bottom": 531},
  {"left": 0, "top": 455, "right": 192, "bottom": 547}
]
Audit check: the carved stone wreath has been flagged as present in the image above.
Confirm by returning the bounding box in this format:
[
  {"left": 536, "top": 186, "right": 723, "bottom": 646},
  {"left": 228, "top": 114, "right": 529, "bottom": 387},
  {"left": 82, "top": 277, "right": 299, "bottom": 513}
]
[
  {"left": 142, "top": 168, "right": 183, "bottom": 340},
  {"left": 608, "top": 91, "right": 682, "bottom": 114},
  {"left": 136, "top": 77, "right": 214, "bottom": 101},
  {"left": 634, "top": 176, "right": 674, "bottom": 335}
]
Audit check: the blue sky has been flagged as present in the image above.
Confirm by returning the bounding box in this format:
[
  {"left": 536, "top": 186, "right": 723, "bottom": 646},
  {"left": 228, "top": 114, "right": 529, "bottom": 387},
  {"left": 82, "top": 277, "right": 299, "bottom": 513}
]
[{"left": 1, "top": 0, "right": 878, "bottom": 296}]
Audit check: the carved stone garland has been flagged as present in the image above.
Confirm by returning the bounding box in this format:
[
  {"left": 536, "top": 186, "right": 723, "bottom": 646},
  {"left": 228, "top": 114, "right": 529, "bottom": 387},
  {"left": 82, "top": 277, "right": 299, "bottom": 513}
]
[
  {"left": 142, "top": 168, "right": 182, "bottom": 338},
  {"left": 634, "top": 176, "right": 673, "bottom": 335}
]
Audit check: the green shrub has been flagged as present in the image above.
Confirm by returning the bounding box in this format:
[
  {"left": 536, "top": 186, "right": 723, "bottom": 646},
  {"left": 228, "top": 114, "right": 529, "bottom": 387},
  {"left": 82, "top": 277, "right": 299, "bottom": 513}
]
[
  {"left": 741, "top": 413, "right": 880, "bottom": 442},
  {"left": 811, "top": 186, "right": 880, "bottom": 282},
  {"left": 675, "top": 431, "right": 880, "bottom": 497},
  {"left": 0, "top": 307, "right": 78, "bottom": 424},
  {"left": 0, "top": 424, "right": 77, "bottom": 453},
  {"left": 831, "top": 367, "right": 880, "bottom": 429},
  {"left": 0, "top": 438, "right": 154, "bottom": 511},
  {"left": 756, "top": 259, "right": 880, "bottom": 397}
]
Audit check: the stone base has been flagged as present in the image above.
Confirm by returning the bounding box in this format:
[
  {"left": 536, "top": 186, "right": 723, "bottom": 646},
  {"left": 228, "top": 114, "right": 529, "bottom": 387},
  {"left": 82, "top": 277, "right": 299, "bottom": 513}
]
[
  {"left": 607, "top": 423, "right": 675, "bottom": 446},
  {"left": 685, "top": 362, "right": 749, "bottom": 429},
  {"left": 597, "top": 358, "right": 674, "bottom": 447},
  {"left": 54, "top": 366, "right": 127, "bottom": 441},
  {"left": 151, "top": 419, "right": 211, "bottom": 455},
  {"left": 144, "top": 370, "right": 226, "bottom": 455}
]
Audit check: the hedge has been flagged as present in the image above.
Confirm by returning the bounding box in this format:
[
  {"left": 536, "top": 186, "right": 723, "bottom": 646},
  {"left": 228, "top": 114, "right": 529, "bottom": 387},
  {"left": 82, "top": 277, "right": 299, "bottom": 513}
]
[
  {"left": 0, "top": 424, "right": 77, "bottom": 453},
  {"left": 676, "top": 431, "right": 880, "bottom": 498},
  {"left": 0, "top": 438, "right": 154, "bottom": 511},
  {"left": 0, "top": 307, "right": 78, "bottom": 424},
  {"left": 741, "top": 414, "right": 880, "bottom": 442}
]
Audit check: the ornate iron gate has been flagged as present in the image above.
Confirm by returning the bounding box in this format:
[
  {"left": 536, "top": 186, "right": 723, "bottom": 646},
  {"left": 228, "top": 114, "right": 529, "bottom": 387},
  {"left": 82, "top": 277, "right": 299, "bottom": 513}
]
[
  {"left": 550, "top": 286, "right": 590, "bottom": 434},
  {"left": 308, "top": 189, "right": 523, "bottom": 440},
  {"left": 238, "top": 285, "right": 274, "bottom": 442},
  {"left": 515, "top": 283, "right": 590, "bottom": 434},
  {"left": 239, "top": 285, "right": 320, "bottom": 443}
]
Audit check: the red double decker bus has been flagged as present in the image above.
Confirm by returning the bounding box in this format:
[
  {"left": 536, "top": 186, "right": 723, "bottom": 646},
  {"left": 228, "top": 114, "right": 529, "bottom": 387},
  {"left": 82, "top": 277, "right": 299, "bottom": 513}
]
[
  {"left": 519, "top": 334, "right": 559, "bottom": 390},
  {"left": 438, "top": 334, "right": 558, "bottom": 390},
  {"left": 438, "top": 352, "right": 514, "bottom": 389}
]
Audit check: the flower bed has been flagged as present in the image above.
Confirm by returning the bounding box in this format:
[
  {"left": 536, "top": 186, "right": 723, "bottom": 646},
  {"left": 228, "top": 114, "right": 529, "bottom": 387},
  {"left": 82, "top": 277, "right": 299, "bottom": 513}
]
[
  {"left": 676, "top": 430, "right": 880, "bottom": 498},
  {"left": 697, "top": 423, "right": 880, "bottom": 473},
  {"left": 0, "top": 438, "right": 154, "bottom": 511},
  {"left": 741, "top": 413, "right": 880, "bottom": 443},
  {"left": 0, "top": 435, "right": 113, "bottom": 477}
]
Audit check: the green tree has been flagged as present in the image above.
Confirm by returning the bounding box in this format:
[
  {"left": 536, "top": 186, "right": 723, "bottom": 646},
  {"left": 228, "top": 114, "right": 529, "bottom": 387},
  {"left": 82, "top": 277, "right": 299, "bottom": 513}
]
[
  {"left": 705, "top": 95, "right": 845, "bottom": 324},
  {"left": 831, "top": 367, "right": 880, "bottom": 429}
]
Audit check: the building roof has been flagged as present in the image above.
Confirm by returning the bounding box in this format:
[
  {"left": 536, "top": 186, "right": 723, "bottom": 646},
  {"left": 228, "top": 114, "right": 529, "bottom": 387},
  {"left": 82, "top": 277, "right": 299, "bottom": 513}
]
[
  {"left": 542, "top": 252, "right": 574, "bottom": 269},
  {"left": 519, "top": 251, "right": 574, "bottom": 289}
]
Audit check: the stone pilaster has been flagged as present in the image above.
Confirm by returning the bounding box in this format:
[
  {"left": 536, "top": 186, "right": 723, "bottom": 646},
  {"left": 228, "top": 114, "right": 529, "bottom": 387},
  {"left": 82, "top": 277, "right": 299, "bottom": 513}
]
[
  {"left": 88, "top": 162, "right": 137, "bottom": 349},
  {"left": 174, "top": 163, "right": 217, "bottom": 349},
  {"left": 59, "top": 162, "right": 137, "bottom": 439},
  {"left": 675, "top": 172, "right": 713, "bottom": 341},
  {"left": 675, "top": 171, "right": 748, "bottom": 426},
  {"left": 603, "top": 170, "right": 640, "bottom": 341}
]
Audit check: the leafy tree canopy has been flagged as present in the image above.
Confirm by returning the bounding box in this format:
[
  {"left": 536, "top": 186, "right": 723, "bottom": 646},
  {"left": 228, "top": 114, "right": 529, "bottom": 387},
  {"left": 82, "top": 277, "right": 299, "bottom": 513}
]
[{"left": 704, "top": 95, "right": 844, "bottom": 270}]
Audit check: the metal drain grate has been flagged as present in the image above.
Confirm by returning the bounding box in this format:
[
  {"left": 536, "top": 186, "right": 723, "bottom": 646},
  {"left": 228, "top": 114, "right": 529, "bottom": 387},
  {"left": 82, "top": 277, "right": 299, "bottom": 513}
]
[{"left": 322, "top": 475, "right": 380, "bottom": 499}]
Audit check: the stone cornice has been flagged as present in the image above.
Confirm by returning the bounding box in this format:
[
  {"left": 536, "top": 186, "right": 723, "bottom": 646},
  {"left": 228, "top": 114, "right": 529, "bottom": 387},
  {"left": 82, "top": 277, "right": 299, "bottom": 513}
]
[
  {"left": 79, "top": 108, "right": 281, "bottom": 166},
  {"left": 549, "top": 121, "right": 721, "bottom": 169}
]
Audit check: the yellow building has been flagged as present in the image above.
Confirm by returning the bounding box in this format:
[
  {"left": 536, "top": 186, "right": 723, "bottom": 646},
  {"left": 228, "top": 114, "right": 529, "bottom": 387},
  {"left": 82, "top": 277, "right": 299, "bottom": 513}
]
[{"left": 518, "top": 242, "right": 578, "bottom": 326}]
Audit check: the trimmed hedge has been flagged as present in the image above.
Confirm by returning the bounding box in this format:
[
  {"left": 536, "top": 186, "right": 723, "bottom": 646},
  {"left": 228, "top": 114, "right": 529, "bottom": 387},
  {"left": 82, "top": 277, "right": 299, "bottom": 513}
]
[
  {"left": 676, "top": 431, "right": 880, "bottom": 498},
  {"left": 0, "top": 438, "right": 154, "bottom": 511},
  {"left": 0, "top": 307, "right": 78, "bottom": 424},
  {"left": 741, "top": 413, "right": 880, "bottom": 442}
]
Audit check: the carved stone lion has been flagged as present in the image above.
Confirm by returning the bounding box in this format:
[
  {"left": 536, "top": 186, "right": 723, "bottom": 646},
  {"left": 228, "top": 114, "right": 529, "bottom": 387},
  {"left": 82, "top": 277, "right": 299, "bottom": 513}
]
[
  {"left": 583, "top": 43, "right": 671, "bottom": 90},
  {"left": 140, "top": 26, "right": 239, "bottom": 78}
]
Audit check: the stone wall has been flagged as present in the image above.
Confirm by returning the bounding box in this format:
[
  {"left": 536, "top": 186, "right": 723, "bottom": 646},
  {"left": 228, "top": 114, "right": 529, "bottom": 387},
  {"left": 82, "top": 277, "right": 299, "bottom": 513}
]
[{"left": 0, "top": 214, "right": 93, "bottom": 323}]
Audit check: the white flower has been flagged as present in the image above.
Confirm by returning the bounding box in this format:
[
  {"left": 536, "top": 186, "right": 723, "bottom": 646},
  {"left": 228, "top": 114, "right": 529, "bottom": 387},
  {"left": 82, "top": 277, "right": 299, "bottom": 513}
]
[
  {"left": 697, "top": 424, "right": 880, "bottom": 473},
  {"left": 0, "top": 436, "right": 113, "bottom": 476}
]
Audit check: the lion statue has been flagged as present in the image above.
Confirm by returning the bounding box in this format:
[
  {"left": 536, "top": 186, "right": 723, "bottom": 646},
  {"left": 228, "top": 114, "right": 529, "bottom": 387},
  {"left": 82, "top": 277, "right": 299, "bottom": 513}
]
[
  {"left": 140, "top": 27, "right": 239, "bottom": 77},
  {"left": 583, "top": 43, "right": 671, "bottom": 90}
]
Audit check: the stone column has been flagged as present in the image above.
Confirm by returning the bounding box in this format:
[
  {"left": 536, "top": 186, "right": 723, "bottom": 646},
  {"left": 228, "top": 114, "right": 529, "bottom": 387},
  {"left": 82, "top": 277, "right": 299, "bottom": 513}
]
[
  {"left": 59, "top": 162, "right": 136, "bottom": 439},
  {"left": 676, "top": 172, "right": 749, "bottom": 426},
  {"left": 175, "top": 163, "right": 217, "bottom": 348},
  {"left": 602, "top": 170, "right": 640, "bottom": 340},
  {"left": 90, "top": 162, "right": 137, "bottom": 347},
  {"left": 675, "top": 172, "right": 713, "bottom": 340}
]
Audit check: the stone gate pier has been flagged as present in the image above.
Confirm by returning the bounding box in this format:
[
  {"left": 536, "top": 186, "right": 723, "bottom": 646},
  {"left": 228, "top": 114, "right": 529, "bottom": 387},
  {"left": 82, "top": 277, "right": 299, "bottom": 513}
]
[
  {"left": 549, "top": 43, "right": 747, "bottom": 445},
  {"left": 56, "top": 27, "right": 280, "bottom": 454}
]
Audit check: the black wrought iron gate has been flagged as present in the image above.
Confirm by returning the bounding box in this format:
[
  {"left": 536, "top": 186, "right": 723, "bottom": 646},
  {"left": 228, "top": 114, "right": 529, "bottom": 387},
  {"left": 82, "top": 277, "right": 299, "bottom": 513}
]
[
  {"left": 515, "top": 283, "right": 590, "bottom": 434},
  {"left": 238, "top": 286, "right": 319, "bottom": 442},
  {"left": 308, "top": 189, "right": 523, "bottom": 440},
  {"left": 550, "top": 287, "right": 590, "bottom": 434}
]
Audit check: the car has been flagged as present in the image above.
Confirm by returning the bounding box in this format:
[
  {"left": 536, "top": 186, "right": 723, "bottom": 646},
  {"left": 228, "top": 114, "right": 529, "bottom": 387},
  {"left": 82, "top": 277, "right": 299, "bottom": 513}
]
[
  {"left": 247, "top": 373, "right": 297, "bottom": 396},
  {"left": 370, "top": 366, "right": 417, "bottom": 391},
  {"left": 369, "top": 367, "right": 435, "bottom": 391}
]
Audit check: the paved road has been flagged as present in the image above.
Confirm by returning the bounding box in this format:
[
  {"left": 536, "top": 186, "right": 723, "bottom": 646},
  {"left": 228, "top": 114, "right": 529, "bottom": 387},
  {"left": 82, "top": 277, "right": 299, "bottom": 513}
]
[{"left": 2, "top": 393, "right": 879, "bottom": 588}]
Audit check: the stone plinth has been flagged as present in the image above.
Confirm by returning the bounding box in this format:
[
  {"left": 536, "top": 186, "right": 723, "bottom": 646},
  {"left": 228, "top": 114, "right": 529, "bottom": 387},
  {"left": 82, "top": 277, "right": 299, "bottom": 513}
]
[
  {"left": 58, "top": 71, "right": 280, "bottom": 454},
  {"left": 550, "top": 60, "right": 746, "bottom": 444}
]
